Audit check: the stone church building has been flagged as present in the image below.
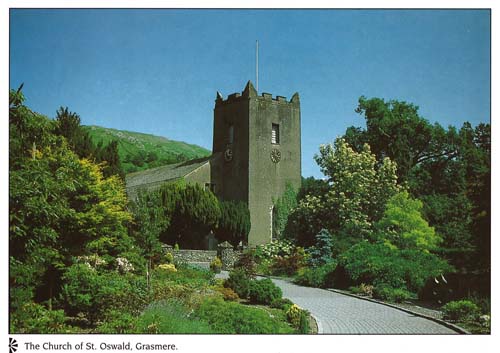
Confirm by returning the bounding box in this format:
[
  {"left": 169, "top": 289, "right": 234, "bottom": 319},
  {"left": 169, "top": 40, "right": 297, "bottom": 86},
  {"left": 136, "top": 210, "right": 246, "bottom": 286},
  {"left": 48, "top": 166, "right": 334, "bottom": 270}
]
[{"left": 126, "top": 81, "right": 301, "bottom": 246}]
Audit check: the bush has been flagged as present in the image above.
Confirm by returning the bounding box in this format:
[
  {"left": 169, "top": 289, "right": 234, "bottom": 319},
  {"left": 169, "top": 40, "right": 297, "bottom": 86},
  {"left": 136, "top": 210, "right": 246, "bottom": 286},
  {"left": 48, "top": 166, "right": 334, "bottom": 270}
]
[
  {"left": 248, "top": 278, "right": 282, "bottom": 305},
  {"left": 217, "top": 287, "right": 239, "bottom": 301},
  {"left": 442, "top": 300, "right": 481, "bottom": 322},
  {"left": 164, "top": 252, "right": 174, "bottom": 264},
  {"left": 294, "top": 261, "right": 337, "bottom": 288},
  {"left": 224, "top": 268, "right": 252, "bottom": 299},
  {"left": 157, "top": 263, "right": 177, "bottom": 272},
  {"left": 270, "top": 298, "right": 294, "bottom": 310},
  {"left": 350, "top": 283, "right": 374, "bottom": 297},
  {"left": 195, "top": 297, "right": 294, "bottom": 334},
  {"left": 210, "top": 257, "right": 222, "bottom": 273},
  {"left": 372, "top": 285, "right": 413, "bottom": 303},
  {"left": 341, "top": 241, "right": 452, "bottom": 293},
  {"left": 10, "top": 302, "right": 72, "bottom": 334},
  {"left": 61, "top": 264, "right": 139, "bottom": 323},
  {"left": 234, "top": 250, "right": 257, "bottom": 277},
  {"left": 136, "top": 300, "right": 214, "bottom": 334},
  {"left": 96, "top": 310, "right": 137, "bottom": 334},
  {"left": 269, "top": 248, "right": 307, "bottom": 276},
  {"left": 286, "top": 303, "right": 311, "bottom": 333}
]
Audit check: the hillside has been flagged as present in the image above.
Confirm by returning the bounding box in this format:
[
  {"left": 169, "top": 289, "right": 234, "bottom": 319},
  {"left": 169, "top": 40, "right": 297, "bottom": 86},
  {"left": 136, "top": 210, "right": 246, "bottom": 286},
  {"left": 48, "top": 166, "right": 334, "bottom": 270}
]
[{"left": 83, "top": 125, "right": 211, "bottom": 174}]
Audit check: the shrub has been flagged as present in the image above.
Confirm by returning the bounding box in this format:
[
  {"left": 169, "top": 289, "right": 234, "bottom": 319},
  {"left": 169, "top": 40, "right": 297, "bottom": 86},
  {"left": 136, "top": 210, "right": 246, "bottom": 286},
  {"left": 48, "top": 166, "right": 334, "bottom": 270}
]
[
  {"left": 270, "top": 298, "right": 294, "bottom": 310},
  {"left": 286, "top": 304, "right": 302, "bottom": 327},
  {"left": 442, "top": 300, "right": 481, "bottom": 322},
  {"left": 10, "top": 302, "right": 72, "bottom": 334},
  {"left": 217, "top": 287, "right": 239, "bottom": 301},
  {"left": 136, "top": 300, "right": 214, "bottom": 334},
  {"left": 234, "top": 249, "right": 257, "bottom": 277},
  {"left": 224, "top": 268, "right": 252, "bottom": 298},
  {"left": 372, "top": 285, "right": 413, "bottom": 303},
  {"left": 307, "top": 229, "right": 334, "bottom": 267},
  {"left": 341, "top": 241, "right": 452, "bottom": 293},
  {"left": 210, "top": 257, "right": 222, "bottom": 273},
  {"left": 164, "top": 252, "right": 174, "bottom": 264},
  {"left": 195, "top": 297, "right": 294, "bottom": 334},
  {"left": 294, "top": 261, "right": 337, "bottom": 288},
  {"left": 96, "top": 310, "right": 137, "bottom": 334},
  {"left": 298, "top": 309, "right": 310, "bottom": 334},
  {"left": 248, "top": 278, "right": 282, "bottom": 305},
  {"left": 61, "top": 264, "right": 137, "bottom": 323},
  {"left": 270, "top": 248, "right": 307, "bottom": 276},
  {"left": 157, "top": 263, "right": 177, "bottom": 272}
]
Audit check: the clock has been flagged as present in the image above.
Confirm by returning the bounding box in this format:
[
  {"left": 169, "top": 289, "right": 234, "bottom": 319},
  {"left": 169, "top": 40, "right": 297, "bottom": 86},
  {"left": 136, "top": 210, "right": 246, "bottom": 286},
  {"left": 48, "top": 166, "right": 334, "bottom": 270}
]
[
  {"left": 224, "top": 148, "right": 233, "bottom": 162},
  {"left": 270, "top": 149, "right": 281, "bottom": 163}
]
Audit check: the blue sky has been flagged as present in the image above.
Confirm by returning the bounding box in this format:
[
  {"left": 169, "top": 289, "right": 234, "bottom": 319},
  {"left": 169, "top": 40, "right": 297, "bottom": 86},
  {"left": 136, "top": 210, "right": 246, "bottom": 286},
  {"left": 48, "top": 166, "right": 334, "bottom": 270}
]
[{"left": 10, "top": 9, "right": 490, "bottom": 178}]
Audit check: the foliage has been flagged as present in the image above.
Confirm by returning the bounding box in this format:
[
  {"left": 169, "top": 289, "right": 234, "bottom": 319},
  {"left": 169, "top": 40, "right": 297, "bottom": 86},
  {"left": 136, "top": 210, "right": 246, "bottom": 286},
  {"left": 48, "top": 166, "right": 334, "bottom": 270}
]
[
  {"left": 270, "top": 298, "right": 294, "bottom": 310},
  {"left": 10, "top": 302, "right": 72, "bottom": 334},
  {"left": 135, "top": 300, "right": 214, "bottom": 334},
  {"left": 294, "top": 261, "right": 337, "bottom": 288},
  {"left": 340, "top": 241, "right": 452, "bottom": 293},
  {"left": 255, "top": 240, "right": 295, "bottom": 260},
  {"left": 224, "top": 268, "right": 252, "bottom": 299},
  {"left": 95, "top": 310, "right": 137, "bottom": 334},
  {"left": 9, "top": 89, "right": 135, "bottom": 320},
  {"left": 376, "top": 191, "right": 441, "bottom": 252},
  {"left": 269, "top": 248, "right": 307, "bottom": 276},
  {"left": 157, "top": 263, "right": 177, "bottom": 273},
  {"left": 248, "top": 278, "right": 283, "bottom": 305},
  {"left": 290, "top": 138, "right": 399, "bottom": 248},
  {"left": 129, "top": 190, "right": 167, "bottom": 272},
  {"left": 217, "top": 200, "right": 251, "bottom": 245},
  {"left": 158, "top": 181, "right": 221, "bottom": 249},
  {"left": 217, "top": 287, "right": 239, "bottom": 301},
  {"left": 60, "top": 264, "right": 147, "bottom": 323},
  {"left": 442, "top": 300, "right": 481, "bottom": 322},
  {"left": 285, "top": 304, "right": 310, "bottom": 333},
  {"left": 349, "top": 283, "right": 374, "bottom": 297},
  {"left": 372, "top": 285, "right": 413, "bottom": 303},
  {"left": 195, "top": 297, "right": 294, "bottom": 334},
  {"left": 344, "top": 96, "right": 490, "bottom": 280},
  {"left": 209, "top": 257, "right": 222, "bottom": 273},
  {"left": 272, "top": 183, "right": 298, "bottom": 240},
  {"left": 164, "top": 252, "right": 174, "bottom": 264},
  {"left": 234, "top": 249, "right": 257, "bottom": 278},
  {"left": 307, "top": 229, "right": 334, "bottom": 267}
]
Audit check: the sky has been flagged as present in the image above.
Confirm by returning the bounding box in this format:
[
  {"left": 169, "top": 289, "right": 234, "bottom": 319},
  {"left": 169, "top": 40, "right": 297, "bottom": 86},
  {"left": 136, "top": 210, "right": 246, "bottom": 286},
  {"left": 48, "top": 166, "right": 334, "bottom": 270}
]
[{"left": 9, "top": 9, "right": 490, "bottom": 178}]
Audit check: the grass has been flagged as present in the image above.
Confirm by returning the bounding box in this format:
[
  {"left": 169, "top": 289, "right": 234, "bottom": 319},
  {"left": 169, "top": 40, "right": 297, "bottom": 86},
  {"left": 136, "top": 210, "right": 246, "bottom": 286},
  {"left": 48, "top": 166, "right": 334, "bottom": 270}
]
[{"left": 83, "top": 125, "right": 211, "bottom": 173}]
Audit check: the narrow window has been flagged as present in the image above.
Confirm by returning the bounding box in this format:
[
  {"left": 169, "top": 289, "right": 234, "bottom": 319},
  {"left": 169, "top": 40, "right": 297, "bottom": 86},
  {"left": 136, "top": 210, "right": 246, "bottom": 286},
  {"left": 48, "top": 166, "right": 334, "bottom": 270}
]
[
  {"left": 228, "top": 125, "right": 234, "bottom": 144},
  {"left": 271, "top": 123, "right": 280, "bottom": 144}
]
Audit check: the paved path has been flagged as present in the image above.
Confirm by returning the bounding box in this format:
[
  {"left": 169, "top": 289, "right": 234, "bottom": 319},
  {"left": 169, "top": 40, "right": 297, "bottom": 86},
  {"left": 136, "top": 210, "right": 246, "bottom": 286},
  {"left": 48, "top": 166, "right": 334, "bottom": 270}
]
[
  {"left": 215, "top": 272, "right": 457, "bottom": 334},
  {"left": 273, "top": 278, "right": 456, "bottom": 334}
]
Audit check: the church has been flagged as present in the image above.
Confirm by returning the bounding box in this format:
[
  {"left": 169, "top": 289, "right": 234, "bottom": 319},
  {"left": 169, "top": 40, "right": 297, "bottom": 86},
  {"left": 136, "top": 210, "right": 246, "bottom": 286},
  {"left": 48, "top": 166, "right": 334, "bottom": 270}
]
[{"left": 125, "top": 81, "right": 301, "bottom": 246}]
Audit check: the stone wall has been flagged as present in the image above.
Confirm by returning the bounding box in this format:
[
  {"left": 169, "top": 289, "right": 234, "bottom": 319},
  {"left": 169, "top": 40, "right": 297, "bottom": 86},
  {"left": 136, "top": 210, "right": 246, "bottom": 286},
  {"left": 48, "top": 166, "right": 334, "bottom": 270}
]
[{"left": 170, "top": 249, "right": 218, "bottom": 263}]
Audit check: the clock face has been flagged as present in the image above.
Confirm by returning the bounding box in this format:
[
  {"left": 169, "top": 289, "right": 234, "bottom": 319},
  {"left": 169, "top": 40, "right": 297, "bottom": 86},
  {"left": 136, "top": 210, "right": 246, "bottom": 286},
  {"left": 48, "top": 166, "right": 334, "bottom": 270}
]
[
  {"left": 224, "top": 148, "right": 233, "bottom": 162},
  {"left": 270, "top": 148, "right": 281, "bottom": 163}
]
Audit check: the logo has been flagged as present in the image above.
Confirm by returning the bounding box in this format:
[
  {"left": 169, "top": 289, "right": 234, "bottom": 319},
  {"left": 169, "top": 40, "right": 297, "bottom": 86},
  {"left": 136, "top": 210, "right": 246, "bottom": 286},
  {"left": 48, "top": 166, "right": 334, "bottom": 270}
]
[{"left": 9, "top": 338, "right": 18, "bottom": 353}]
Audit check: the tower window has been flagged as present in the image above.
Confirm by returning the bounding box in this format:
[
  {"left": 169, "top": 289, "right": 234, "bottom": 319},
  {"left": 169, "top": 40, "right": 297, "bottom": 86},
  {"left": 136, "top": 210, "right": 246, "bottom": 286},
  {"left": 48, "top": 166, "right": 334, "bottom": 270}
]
[
  {"left": 271, "top": 123, "right": 280, "bottom": 144},
  {"left": 228, "top": 125, "right": 234, "bottom": 144}
]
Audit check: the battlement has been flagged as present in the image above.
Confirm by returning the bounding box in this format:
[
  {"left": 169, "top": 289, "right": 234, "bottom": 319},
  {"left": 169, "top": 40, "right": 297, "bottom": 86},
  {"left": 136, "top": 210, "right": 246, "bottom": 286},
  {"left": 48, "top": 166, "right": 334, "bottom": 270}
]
[{"left": 215, "top": 81, "right": 299, "bottom": 106}]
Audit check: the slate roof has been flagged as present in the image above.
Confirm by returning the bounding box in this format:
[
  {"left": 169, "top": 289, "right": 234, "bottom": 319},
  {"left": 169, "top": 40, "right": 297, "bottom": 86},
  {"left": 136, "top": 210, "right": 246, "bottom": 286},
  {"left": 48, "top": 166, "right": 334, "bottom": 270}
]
[{"left": 125, "top": 156, "right": 211, "bottom": 190}]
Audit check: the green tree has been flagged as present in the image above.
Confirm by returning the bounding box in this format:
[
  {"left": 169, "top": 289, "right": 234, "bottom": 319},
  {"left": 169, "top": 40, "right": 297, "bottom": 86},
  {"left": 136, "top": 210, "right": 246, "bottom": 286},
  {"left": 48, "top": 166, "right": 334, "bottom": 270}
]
[
  {"left": 217, "top": 201, "right": 251, "bottom": 246},
  {"left": 159, "top": 181, "right": 221, "bottom": 248},
  {"left": 9, "top": 88, "right": 134, "bottom": 314},
  {"left": 376, "top": 191, "right": 441, "bottom": 252}
]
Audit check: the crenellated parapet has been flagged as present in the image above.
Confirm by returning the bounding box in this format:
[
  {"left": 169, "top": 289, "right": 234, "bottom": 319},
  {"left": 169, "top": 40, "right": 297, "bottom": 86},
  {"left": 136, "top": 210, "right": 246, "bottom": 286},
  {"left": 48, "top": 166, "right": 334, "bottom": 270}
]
[{"left": 215, "top": 81, "right": 300, "bottom": 106}]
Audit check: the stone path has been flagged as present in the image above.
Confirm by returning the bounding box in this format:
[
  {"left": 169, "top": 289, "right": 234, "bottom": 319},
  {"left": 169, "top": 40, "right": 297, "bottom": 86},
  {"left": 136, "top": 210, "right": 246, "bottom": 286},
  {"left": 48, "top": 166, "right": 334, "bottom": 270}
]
[{"left": 215, "top": 272, "right": 457, "bottom": 334}]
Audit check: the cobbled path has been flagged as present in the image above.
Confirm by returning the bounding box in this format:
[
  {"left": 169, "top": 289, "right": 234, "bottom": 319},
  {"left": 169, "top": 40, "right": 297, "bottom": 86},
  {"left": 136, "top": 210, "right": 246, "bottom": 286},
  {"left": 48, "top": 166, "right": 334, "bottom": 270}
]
[
  {"left": 271, "top": 278, "right": 457, "bottom": 334},
  {"left": 215, "top": 272, "right": 457, "bottom": 334}
]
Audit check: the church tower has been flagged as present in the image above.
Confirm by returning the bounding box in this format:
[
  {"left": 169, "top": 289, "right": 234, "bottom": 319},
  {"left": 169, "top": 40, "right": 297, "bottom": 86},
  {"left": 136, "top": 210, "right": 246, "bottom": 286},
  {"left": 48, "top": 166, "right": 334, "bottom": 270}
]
[{"left": 211, "top": 81, "right": 301, "bottom": 246}]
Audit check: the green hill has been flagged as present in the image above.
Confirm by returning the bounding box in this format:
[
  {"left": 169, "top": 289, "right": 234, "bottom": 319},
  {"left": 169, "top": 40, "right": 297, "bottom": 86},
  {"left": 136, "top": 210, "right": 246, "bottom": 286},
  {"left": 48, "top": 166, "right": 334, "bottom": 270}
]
[{"left": 83, "top": 125, "right": 211, "bottom": 174}]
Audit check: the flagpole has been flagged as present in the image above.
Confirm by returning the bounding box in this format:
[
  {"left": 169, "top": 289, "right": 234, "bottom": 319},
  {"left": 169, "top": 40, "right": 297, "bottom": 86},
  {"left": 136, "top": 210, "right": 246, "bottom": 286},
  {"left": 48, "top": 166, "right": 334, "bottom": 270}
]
[{"left": 256, "top": 40, "right": 259, "bottom": 93}]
